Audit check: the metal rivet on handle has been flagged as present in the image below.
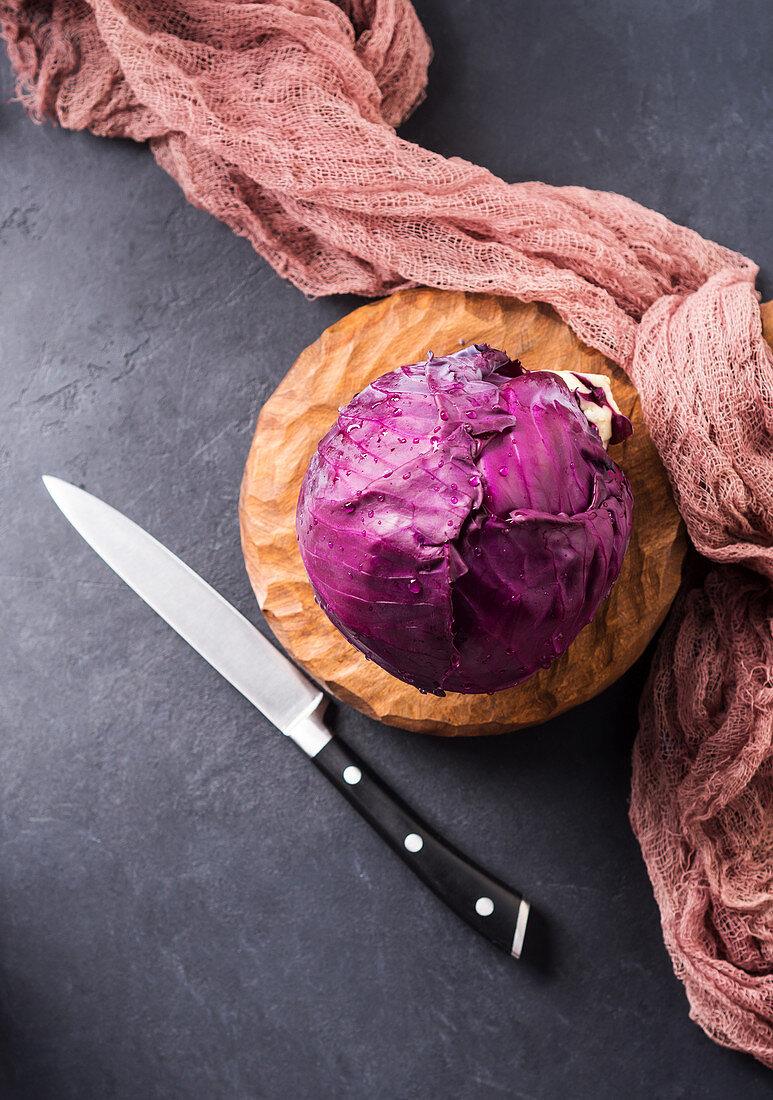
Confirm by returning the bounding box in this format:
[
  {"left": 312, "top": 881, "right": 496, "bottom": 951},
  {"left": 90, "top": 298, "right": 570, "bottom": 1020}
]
[
  {"left": 475, "top": 896, "right": 495, "bottom": 917},
  {"left": 342, "top": 766, "right": 362, "bottom": 785},
  {"left": 404, "top": 833, "right": 423, "bottom": 852}
]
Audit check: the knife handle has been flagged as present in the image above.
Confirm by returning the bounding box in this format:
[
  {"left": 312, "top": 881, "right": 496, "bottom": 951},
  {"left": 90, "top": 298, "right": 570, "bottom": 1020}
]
[{"left": 311, "top": 735, "right": 530, "bottom": 958}]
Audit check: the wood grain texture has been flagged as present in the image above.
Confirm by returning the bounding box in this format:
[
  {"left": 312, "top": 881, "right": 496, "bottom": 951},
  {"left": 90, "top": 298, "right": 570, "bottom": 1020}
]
[{"left": 240, "top": 288, "right": 693, "bottom": 736}]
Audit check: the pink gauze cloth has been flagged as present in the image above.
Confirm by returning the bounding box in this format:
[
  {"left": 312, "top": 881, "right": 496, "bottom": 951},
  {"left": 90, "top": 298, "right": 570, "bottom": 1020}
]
[{"left": 4, "top": 0, "right": 773, "bottom": 1066}]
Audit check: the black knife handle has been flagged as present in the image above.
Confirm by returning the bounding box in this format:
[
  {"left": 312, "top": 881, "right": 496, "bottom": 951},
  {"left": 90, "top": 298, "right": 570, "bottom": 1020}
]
[{"left": 311, "top": 735, "right": 529, "bottom": 958}]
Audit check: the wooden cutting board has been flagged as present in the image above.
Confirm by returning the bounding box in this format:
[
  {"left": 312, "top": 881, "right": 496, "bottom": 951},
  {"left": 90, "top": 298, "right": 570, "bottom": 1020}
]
[{"left": 239, "top": 290, "right": 773, "bottom": 736}]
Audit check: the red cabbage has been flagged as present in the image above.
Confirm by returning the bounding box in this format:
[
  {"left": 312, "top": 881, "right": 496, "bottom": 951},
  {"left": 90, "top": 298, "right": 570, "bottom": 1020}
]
[{"left": 297, "top": 345, "right": 633, "bottom": 695}]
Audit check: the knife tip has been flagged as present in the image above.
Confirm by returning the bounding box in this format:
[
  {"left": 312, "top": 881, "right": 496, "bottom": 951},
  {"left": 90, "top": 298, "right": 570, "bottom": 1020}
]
[{"left": 41, "top": 475, "right": 79, "bottom": 515}]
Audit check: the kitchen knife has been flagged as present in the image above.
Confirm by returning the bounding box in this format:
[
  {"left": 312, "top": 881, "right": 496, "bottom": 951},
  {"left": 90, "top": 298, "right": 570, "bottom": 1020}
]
[{"left": 42, "top": 476, "right": 530, "bottom": 959}]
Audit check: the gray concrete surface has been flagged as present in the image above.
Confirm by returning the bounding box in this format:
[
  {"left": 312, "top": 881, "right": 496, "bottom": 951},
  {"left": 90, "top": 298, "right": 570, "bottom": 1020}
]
[{"left": 2, "top": 1, "right": 772, "bottom": 1096}]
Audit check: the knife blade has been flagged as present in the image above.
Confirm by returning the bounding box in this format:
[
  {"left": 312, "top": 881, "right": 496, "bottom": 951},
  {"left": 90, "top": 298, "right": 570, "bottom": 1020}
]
[{"left": 43, "top": 475, "right": 530, "bottom": 959}]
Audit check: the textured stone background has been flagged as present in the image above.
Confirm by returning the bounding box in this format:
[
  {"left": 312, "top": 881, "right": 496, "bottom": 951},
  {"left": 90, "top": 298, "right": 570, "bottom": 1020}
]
[{"left": 2, "top": 2, "right": 773, "bottom": 1097}]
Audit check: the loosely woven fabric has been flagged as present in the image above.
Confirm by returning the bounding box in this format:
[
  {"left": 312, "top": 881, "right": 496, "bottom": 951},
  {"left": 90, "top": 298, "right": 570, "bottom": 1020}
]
[{"left": 4, "top": 0, "right": 773, "bottom": 1065}]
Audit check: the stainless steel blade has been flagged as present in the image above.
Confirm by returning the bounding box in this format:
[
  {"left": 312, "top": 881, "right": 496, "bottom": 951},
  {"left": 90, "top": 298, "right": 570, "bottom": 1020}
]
[{"left": 42, "top": 476, "right": 329, "bottom": 755}]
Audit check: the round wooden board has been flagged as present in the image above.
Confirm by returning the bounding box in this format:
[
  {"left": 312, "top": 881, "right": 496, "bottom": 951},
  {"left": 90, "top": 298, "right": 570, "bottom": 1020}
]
[{"left": 240, "top": 289, "right": 771, "bottom": 737}]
